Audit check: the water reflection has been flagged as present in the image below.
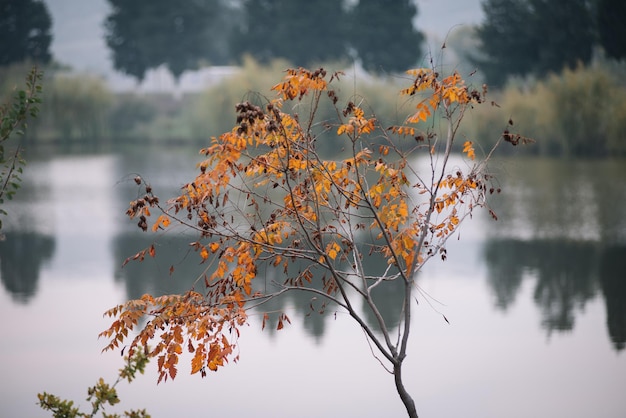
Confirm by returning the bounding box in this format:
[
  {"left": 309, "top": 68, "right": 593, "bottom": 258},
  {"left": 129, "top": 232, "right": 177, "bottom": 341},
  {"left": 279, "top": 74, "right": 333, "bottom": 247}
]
[
  {"left": 0, "top": 231, "right": 55, "bottom": 303},
  {"left": 257, "top": 246, "right": 407, "bottom": 340},
  {"left": 358, "top": 248, "right": 405, "bottom": 332},
  {"left": 2, "top": 151, "right": 624, "bottom": 353},
  {"left": 250, "top": 260, "right": 338, "bottom": 340},
  {"left": 112, "top": 233, "right": 209, "bottom": 299},
  {"left": 1, "top": 146, "right": 625, "bottom": 417},
  {"left": 489, "top": 158, "right": 626, "bottom": 243},
  {"left": 599, "top": 246, "right": 626, "bottom": 351},
  {"left": 0, "top": 156, "right": 56, "bottom": 303},
  {"left": 484, "top": 238, "right": 625, "bottom": 351},
  {"left": 480, "top": 157, "right": 626, "bottom": 352},
  {"left": 111, "top": 228, "right": 411, "bottom": 341}
]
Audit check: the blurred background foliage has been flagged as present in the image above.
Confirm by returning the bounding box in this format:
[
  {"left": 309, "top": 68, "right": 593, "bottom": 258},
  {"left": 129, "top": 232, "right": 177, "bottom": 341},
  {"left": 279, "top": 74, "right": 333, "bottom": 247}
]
[
  {"left": 1, "top": 0, "right": 625, "bottom": 157},
  {"left": 465, "top": 60, "right": 626, "bottom": 157},
  {"left": 3, "top": 56, "right": 625, "bottom": 159}
]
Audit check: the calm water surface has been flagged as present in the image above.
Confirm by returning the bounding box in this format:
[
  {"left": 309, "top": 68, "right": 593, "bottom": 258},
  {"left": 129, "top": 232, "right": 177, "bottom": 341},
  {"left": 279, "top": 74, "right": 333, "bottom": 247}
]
[{"left": 1, "top": 149, "right": 625, "bottom": 417}]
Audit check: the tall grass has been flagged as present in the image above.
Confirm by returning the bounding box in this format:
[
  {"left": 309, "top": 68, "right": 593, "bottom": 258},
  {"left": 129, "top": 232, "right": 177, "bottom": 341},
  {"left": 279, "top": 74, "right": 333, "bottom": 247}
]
[
  {"left": 41, "top": 73, "right": 113, "bottom": 143},
  {"left": 3, "top": 58, "right": 625, "bottom": 157},
  {"left": 466, "top": 62, "right": 626, "bottom": 157},
  {"left": 2, "top": 64, "right": 115, "bottom": 147}
]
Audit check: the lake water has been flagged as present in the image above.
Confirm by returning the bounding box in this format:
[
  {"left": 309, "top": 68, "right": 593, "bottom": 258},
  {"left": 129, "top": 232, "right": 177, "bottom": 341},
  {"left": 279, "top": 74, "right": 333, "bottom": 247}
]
[{"left": 1, "top": 148, "right": 625, "bottom": 418}]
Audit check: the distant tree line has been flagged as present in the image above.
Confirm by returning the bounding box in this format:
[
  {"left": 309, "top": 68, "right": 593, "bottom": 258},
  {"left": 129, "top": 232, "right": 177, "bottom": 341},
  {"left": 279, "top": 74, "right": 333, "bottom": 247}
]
[
  {"left": 104, "top": 0, "right": 424, "bottom": 81},
  {"left": 103, "top": 0, "right": 626, "bottom": 85},
  {"left": 1, "top": 0, "right": 625, "bottom": 90},
  {"left": 475, "top": 0, "right": 626, "bottom": 86}
]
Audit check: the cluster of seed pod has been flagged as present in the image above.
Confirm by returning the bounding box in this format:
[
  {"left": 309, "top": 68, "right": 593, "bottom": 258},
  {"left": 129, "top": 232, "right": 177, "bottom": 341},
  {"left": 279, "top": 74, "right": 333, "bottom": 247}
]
[
  {"left": 126, "top": 176, "right": 159, "bottom": 231},
  {"left": 235, "top": 101, "right": 265, "bottom": 135},
  {"left": 264, "top": 102, "right": 282, "bottom": 134},
  {"left": 310, "top": 68, "right": 327, "bottom": 79}
]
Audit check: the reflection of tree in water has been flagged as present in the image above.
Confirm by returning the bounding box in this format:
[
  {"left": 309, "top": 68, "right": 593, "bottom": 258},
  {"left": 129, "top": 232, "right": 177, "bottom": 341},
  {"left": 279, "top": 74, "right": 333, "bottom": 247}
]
[
  {"left": 112, "top": 233, "right": 212, "bottom": 299},
  {"left": 483, "top": 239, "right": 526, "bottom": 310},
  {"left": 252, "top": 238, "right": 416, "bottom": 342},
  {"left": 112, "top": 231, "right": 407, "bottom": 341},
  {"left": 488, "top": 158, "right": 626, "bottom": 244},
  {"left": 530, "top": 240, "right": 597, "bottom": 332},
  {"left": 484, "top": 238, "right": 626, "bottom": 351},
  {"left": 484, "top": 239, "right": 597, "bottom": 332},
  {"left": 251, "top": 262, "right": 332, "bottom": 342},
  {"left": 0, "top": 231, "right": 55, "bottom": 303},
  {"left": 599, "top": 246, "right": 626, "bottom": 351},
  {"left": 113, "top": 231, "right": 332, "bottom": 338},
  {"left": 357, "top": 248, "right": 404, "bottom": 333}
]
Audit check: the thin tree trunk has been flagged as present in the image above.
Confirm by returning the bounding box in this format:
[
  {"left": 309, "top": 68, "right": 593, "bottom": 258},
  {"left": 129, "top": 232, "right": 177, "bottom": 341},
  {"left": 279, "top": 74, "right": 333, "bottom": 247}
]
[{"left": 394, "top": 363, "right": 418, "bottom": 418}]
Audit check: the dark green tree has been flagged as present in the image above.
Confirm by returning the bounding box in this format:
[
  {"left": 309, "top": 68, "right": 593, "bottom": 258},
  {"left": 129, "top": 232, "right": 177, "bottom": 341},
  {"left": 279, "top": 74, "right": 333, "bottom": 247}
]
[
  {"left": 596, "top": 0, "right": 626, "bottom": 60},
  {"left": 104, "top": 0, "right": 233, "bottom": 81},
  {"left": 472, "top": 0, "right": 535, "bottom": 86},
  {"left": 0, "top": 0, "right": 52, "bottom": 65},
  {"left": 233, "top": 0, "right": 349, "bottom": 67},
  {"left": 529, "top": 0, "right": 595, "bottom": 75},
  {"left": 350, "top": 0, "right": 424, "bottom": 74},
  {"left": 475, "top": 0, "right": 595, "bottom": 86}
]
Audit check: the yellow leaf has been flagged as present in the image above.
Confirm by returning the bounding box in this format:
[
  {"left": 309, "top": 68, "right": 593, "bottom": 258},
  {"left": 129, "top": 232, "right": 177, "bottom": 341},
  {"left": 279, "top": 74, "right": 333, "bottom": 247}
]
[
  {"left": 359, "top": 118, "right": 376, "bottom": 134},
  {"left": 407, "top": 102, "right": 431, "bottom": 123},
  {"left": 337, "top": 124, "right": 354, "bottom": 135},
  {"left": 463, "top": 141, "right": 476, "bottom": 160},
  {"left": 152, "top": 215, "right": 171, "bottom": 232},
  {"left": 326, "top": 242, "right": 340, "bottom": 260}
]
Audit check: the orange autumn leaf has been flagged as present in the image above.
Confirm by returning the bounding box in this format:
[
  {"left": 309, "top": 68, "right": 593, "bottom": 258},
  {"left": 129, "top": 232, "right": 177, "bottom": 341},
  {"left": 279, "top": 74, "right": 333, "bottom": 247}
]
[
  {"left": 463, "top": 141, "right": 476, "bottom": 160},
  {"left": 191, "top": 347, "right": 205, "bottom": 375},
  {"left": 407, "top": 102, "right": 431, "bottom": 124}
]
